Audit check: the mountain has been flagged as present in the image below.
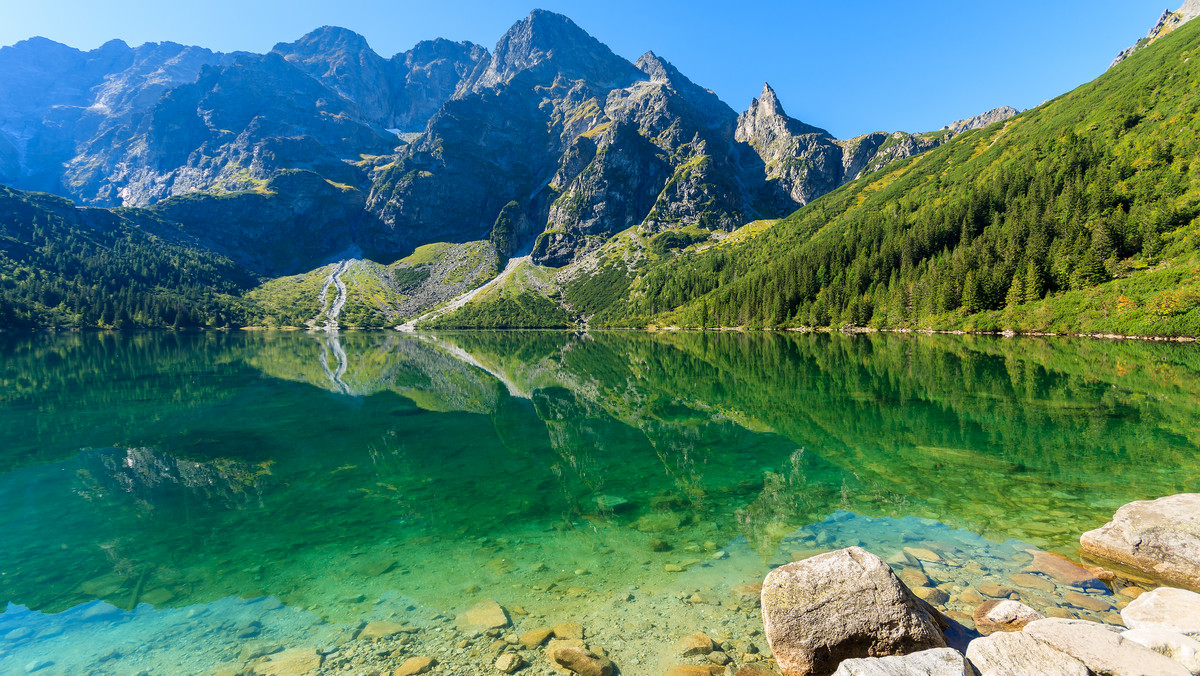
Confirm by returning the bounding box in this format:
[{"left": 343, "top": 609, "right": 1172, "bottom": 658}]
[
  {"left": 545, "top": 15, "right": 1200, "bottom": 336},
  {"left": 0, "top": 10, "right": 1027, "bottom": 330},
  {"left": 271, "top": 28, "right": 487, "bottom": 132},
  {"left": 1111, "top": 0, "right": 1200, "bottom": 67}
]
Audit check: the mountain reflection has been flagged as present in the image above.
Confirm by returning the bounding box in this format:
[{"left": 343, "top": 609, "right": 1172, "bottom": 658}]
[{"left": 0, "top": 330, "right": 1197, "bottom": 616}]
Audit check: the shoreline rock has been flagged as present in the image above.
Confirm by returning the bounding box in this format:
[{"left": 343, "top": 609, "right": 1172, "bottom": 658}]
[
  {"left": 1121, "top": 587, "right": 1200, "bottom": 637},
  {"left": 830, "top": 648, "right": 972, "bottom": 675},
  {"left": 1080, "top": 493, "right": 1200, "bottom": 590},
  {"left": 762, "top": 546, "right": 946, "bottom": 676}
]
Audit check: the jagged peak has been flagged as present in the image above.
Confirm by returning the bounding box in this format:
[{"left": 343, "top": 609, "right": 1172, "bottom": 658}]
[
  {"left": 755, "top": 83, "right": 784, "bottom": 117},
  {"left": 635, "top": 50, "right": 671, "bottom": 81},
  {"left": 737, "top": 82, "right": 829, "bottom": 142}
]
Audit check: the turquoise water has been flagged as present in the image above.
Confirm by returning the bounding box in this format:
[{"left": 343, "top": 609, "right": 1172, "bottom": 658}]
[{"left": 0, "top": 330, "right": 1198, "bottom": 674}]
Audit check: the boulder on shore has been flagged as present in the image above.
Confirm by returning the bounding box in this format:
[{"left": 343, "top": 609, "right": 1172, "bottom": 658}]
[
  {"left": 1121, "top": 627, "right": 1200, "bottom": 674},
  {"left": 761, "top": 546, "right": 946, "bottom": 676},
  {"left": 1022, "top": 618, "right": 1191, "bottom": 676},
  {"left": 830, "top": 648, "right": 971, "bottom": 675},
  {"left": 1121, "top": 587, "right": 1200, "bottom": 638},
  {"left": 965, "top": 630, "right": 1089, "bottom": 676},
  {"left": 1080, "top": 493, "right": 1200, "bottom": 590}
]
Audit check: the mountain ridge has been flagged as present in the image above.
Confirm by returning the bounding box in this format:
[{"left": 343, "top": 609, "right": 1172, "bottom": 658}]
[{"left": 0, "top": 9, "right": 1039, "bottom": 330}]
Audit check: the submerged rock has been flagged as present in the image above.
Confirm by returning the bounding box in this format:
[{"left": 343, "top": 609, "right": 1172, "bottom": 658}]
[
  {"left": 679, "top": 632, "right": 715, "bottom": 656},
  {"left": 972, "top": 600, "right": 1044, "bottom": 635},
  {"left": 519, "top": 627, "right": 554, "bottom": 648},
  {"left": 553, "top": 621, "right": 584, "bottom": 640},
  {"left": 1063, "top": 590, "right": 1112, "bottom": 613},
  {"left": 358, "top": 621, "right": 407, "bottom": 641},
  {"left": 1121, "top": 587, "right": 1200, "bottom": 638},
  {"left": 965, "top": 631, "right": 1089, "bottom": 676},
  {"left": 455, "top": 600, "right": 510, "bottom": 633},
  {"left": 1080, "top": 493, "right": 1200, "bottom": 589},
  {"left": 1022, "top": 618, "right": 1190, "bottom": 676},
  {"left": 761, "top": 546, "right": 946, "bottom": 676},
  {"left": 1025, "top": 551, "right": 1106, "bottom": 590},
  {"left": 393, "top": 656, "right": 437, "bottom": 676},
  {"left": 830, "top": 648, "right": 971, "bottom": 675},
  {"left": 665, "top": 667, "right": 724, "bottom": 676},
  {"left": 495, "top": 652, "right": 525, "bottom": 673},
  {"left": 546, "top": 643, "right": 613, "bottom": 676},
  {"left": 978, "top": 584, "right": 1016, "bottom": 599},
  {"left": 249, "top": 647, "right": 322, "bottom": 676},
  {"left": 732, "top": 582, "right": 764, "bottom": 607}
]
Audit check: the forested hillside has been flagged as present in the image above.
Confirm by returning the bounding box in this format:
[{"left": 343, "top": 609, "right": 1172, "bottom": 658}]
[
  {"left": 0, "top": 187, "right": 254, "bottom": 328},
  {"left": 578, "top": 17, "right": 1200, "bottom": 336}
]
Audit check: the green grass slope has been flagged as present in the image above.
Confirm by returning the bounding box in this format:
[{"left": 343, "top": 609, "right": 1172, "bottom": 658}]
[
  {"left": 593, "top": 18, "right": 1200, "bottom": 336},
  {"left": 424, "top": 260, "right": 572, "bottom": 329}
]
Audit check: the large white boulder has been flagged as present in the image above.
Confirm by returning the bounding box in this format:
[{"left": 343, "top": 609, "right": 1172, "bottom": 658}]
[
  {"left": 1080, "top": 493, "right": 1200, "bottom": 589},
  {"left": 1023, "top": 618, "right": 1190, "bottom": 676},
  {"left": 1121, "top": 587, "right": 1200, "bottom": 638},
  {"left": 831, "top": 648, "right": 971, "bottom": 676},
  {"left": 966, "top": 631, "right": 1089, "bottom": 676}
]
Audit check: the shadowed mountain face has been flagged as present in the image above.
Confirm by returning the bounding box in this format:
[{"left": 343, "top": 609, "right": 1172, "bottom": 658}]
[{"left": 0, "top": 10, "right": 986, "bottom": 276}]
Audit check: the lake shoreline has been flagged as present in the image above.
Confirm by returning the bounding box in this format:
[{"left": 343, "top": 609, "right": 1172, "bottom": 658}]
[{"left": 2, "top": 325, "right": 1197, "bottom": 343}]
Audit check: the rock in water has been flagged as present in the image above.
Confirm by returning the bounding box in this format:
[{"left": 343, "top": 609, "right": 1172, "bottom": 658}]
[
  {"left": 965, "top": 631, "right": 1089, "bottom": 676},
  {"left": 495, "top": 652, "right": 525, "bottom": 673},
  {"left": 679, "top": 632, "right": 715, "bottom": 656},
  {"left": 455, "top": 600, "right": 510, "bottom": 633},
  {"left": 358, "top": 621, "right": 407, "bottom": 641},
  {"left": 1022, "top": 618, "right": 1191, "bottom": 676},
  {"left": 248, "top": 647, "right": 322, "bottom": 675},
  {"left": 1122, "top": 587, "right": 1200, "bottom": 637},
  {"left": 1025, "top": 550, "right": 1106, "bottom": 590},
  {"left": 761, "top": 546, "right": 947, "bottom": 676},
  {"left": 520, "top": 627, "right": 554, "bottom": 648},
  {"left": 1080, "top": 493, "right": 1200, "bottom": 589},
  {"left": 393, "top": 656, "right": 437, "bottom": 676},
  {"left": 1121, "top": 627, "right": 1200, "bottom": 674},
  {"left": 972, "top": 600, "right": 1044, "bottom": 635},
  {"left": 546, "top": 644, "right": 613, "bottom": 676},
  {"left": 830, "top": 648, "right": 971, "bottom": 675},
  {"left": 553, "top": 621, "right": 585, "bottom": 640}
]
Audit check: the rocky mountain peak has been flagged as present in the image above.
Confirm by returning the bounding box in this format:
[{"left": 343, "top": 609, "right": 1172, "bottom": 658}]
[
  {"left": 275, "top": 25, "right": 373, "bottom": 57},
  {"left": 407, "top": 38, "right": 487, "bottom": 66},
  {"left": 631, "top": 51, "right": 736, "bottom": 124},
  {"left": 468, "top": 9, "right": 639, "bottom": 92},
  {"left": 634, "top": 51, "right": 671, "bottom": 81},
  {"left": 736, "top": 82, "right": 827, "bottom": 143},
  {"left": 756, "top": 82, "right": 784, "bottom": 117},
  {"left": 945, "top": 105, "right": 1018, "bottom": 133},
  {"left": 1111, "top": 0, "right": 1200, "bottom": 67}
]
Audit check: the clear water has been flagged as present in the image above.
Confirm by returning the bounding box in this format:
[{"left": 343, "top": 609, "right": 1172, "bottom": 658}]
[{"left": 1, "top": 330, "right": 1198, "bottom": 674}]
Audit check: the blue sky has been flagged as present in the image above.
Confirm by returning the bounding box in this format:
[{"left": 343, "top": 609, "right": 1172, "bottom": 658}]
[{"left": 0, "top": 0, "right": 1173, "bottom": 138}]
